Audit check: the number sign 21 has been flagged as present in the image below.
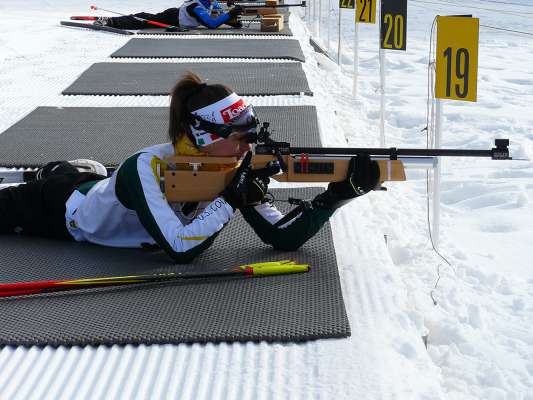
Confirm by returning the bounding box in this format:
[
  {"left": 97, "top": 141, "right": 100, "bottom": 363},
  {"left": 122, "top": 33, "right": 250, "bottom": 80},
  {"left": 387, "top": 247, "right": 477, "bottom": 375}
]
[
  {"left": 356, "top": 0, "right": 376, "bottom": 23},
  {"left": 435, "top": 16, "right": 479, "bottom": 102}
]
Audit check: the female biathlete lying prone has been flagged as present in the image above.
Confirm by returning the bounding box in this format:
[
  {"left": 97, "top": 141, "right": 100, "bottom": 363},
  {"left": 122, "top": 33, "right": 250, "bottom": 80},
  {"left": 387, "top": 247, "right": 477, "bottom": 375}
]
[
  {"left": 0, "top": 72, "right": 380, "bottom": 263},
  {"left": 94, "top": 0, "right": 245, "bottom": 30}
]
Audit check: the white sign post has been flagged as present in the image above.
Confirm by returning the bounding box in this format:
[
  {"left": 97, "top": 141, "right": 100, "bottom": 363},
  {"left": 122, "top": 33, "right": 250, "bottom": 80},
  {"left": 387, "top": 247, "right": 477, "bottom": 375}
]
[
  {"left": 339, "top": 0, "right": 355, "bottom": 66},
  {"left": 353, "top": 23, "right": 359, "bottom": 96},
  {"left": 379, "top": 47, "right": 386, "bottom": 146},
  {"left": 433, "top": 16, "right": 479, "bottom": 248}
]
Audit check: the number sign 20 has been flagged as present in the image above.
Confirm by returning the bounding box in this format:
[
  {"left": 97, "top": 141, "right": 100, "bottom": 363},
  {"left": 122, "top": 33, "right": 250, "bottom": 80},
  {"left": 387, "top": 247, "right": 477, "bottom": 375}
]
[
  {"left": 340, "top": 0, "right": 355, "bottom": 9},
  {"left": 380, "top": 0, "right": 407, "bottom": 51},
  {"left": 436, "top": 16, "right": 479, "bottom": 102},
  {"left": 356, "top": 0, "right": 376, "bottom": 23}
]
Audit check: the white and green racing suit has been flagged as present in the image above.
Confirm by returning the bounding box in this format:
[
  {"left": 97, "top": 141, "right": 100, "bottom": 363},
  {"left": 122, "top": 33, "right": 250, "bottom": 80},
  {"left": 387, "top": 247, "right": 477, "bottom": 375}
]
[{"left": 65, "top": 143, "right": 334, "bottom": 263}]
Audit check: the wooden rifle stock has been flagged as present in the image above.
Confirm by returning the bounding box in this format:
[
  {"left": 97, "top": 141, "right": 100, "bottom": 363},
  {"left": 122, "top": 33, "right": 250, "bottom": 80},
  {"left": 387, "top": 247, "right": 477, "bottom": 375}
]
[{"left": 162, "top": 154, "right": 406, "bottom": 202}]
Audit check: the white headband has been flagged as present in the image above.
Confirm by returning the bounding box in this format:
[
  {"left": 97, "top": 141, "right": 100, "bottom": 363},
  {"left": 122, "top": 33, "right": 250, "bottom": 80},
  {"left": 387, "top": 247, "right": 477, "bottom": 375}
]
[{"left": 190, "top": 92, "right": 247, "bottom": 147}]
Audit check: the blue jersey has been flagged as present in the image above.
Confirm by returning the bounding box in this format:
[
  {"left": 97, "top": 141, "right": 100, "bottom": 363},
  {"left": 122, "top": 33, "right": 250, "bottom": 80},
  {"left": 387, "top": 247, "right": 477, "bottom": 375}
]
[{"left": 179, "top": 0, "right": 231, "bottom": 29}]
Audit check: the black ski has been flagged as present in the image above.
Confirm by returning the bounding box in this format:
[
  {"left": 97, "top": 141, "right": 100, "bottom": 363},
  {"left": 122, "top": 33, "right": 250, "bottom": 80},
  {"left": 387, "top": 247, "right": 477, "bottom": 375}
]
[
  {"left": 60, "top": 21, "right": 135, "bottom": 35},
  {"left": 0, "top": 167, "right": 116, "bottom": 184},
  {"left": 0, "top": 170, "right": 37, "bottom": 184}
]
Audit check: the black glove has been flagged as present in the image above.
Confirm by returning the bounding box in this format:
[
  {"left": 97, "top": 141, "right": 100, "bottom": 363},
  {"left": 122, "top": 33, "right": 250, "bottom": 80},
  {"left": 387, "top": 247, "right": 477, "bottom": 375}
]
[
  {"left": 221, "top": 153, "right": 277, "bottom": 210},
  {"left": 226, "top": 17, "right": 243, "bottom": 29},
  {"left": 312, "top": 154, "right": 380, "bottom": 210},
  {"left": 228, "top": 5, "right": 244, "bottom": 18}
]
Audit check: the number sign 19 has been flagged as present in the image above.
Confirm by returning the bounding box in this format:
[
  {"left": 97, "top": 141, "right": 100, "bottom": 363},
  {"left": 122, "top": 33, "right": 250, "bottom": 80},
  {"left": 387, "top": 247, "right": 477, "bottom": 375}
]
[
  {"left": 356, "top": 0, "right": 376, "bottom": 23},
  {"left": 340, "top": 0, "right": 355, "bottom": 9},
  {"left": 435, "top": 16, "right": 479, "bottom": 102},
  {"left": 380, "top": 0, "right": 407, "bottom": 51}
]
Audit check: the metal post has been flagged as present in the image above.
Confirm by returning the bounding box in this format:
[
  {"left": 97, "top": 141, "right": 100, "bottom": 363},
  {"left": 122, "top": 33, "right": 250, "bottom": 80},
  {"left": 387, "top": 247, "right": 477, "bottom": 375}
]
[
  {"left": 313, "top": 0, "right": 319, "bottom": 36},
  {"left": 337, "top": 8, "right": 342, "bottom": 65},
  {"left": 318, "top": 0, "right": 322, "bottom": 42},
  {"left": 352, "top": 22, "right": 359, "bottom": 96},
  {"left": 378, "top": 0, "right": 385, "bottom": 146},
  {"left": 379, "top": 48, "right": 386, "bottom": 147},
  {"left": 327, "top": 0, "right": 332, "bottom": 54},
  {"left": 433, "top": 99, "right": 443, "bottom": 249}
]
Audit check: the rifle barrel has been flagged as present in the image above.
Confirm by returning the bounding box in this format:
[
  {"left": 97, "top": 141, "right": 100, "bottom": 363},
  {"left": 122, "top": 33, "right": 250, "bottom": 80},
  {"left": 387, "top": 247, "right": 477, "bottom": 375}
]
[
  {"left": 256, "top": 138, "right": 510, "bottom": 160},
  {"left": 290, "top": 147, "right": 494, "bottom": 157},
  {"left": 228, "top": 1, "right": 306, "bottom": 7}
]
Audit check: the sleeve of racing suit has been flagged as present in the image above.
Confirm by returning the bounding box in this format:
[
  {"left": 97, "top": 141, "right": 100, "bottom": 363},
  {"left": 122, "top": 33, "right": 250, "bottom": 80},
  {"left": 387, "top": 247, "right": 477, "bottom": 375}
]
[
  {"left": 187, "top": 3, "right": 231, "bottom": 28},
  {"left": 240, "top": 201, "right": 335, "bottom": 251},
  {"left": 115, "top": 152, "right": 234, "bottom": 263}
]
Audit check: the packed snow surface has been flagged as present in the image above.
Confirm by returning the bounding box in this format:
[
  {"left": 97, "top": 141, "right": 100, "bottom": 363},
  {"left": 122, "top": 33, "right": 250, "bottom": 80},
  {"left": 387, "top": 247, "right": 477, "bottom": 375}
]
[{"left": 0, "top": 0, "right": 532, "bottom": 399}]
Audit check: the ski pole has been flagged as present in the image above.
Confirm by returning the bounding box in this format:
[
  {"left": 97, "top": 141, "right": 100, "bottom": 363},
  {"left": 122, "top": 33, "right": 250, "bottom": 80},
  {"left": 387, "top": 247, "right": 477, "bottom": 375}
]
[
  {"left": 89, "top": 5, "right": 182, "bottom": 30},
  {"left": 0, "top": 260, "right": 309, "bottom": 298}
]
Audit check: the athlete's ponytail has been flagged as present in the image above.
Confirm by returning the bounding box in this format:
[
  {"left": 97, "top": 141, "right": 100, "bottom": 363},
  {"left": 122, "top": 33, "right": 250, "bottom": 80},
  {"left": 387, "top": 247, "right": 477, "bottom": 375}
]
[{"left": 168, "top": 71, "right": 233, "bottom": 145}]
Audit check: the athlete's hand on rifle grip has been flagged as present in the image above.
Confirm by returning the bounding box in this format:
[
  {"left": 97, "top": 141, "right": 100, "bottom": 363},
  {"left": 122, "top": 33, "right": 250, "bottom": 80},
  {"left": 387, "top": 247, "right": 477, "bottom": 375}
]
[
  {"left": 345, "top": 154, "right": 381, "bottom": 194},
  {"left": 221, "top": 152, "right": 272, "bottom": 210},
  {"left": 228, "top": 5, "right": 244, "bottom": 17},
  {"left": 226, "top": 17, "right": 243, "bottom": 28},
  {"left": 312, "top": 154, "right": 380, "bottom": 210},
  {"left": 244, "top": 161, "right": 280, "bottom": 204}
]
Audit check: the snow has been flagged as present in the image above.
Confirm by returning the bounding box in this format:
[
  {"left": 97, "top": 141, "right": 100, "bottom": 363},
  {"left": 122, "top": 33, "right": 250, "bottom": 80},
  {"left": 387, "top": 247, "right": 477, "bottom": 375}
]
[{"left": 1, "top": 0, "right": 533, "bottom": 398}]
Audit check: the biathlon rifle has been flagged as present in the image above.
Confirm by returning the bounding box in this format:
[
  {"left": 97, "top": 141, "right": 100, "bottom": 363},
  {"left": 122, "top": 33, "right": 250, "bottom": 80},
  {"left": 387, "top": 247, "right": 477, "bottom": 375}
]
[
  {"left": 161, "top": 122, "right": 511, "bottom": 202},
  {"left": 0, "top": 124, "right": 511, "bottom": 199},
  {"left": 223, "top": 0, "right": 305, "bottom": 19},
  {"left": 224, "top": 1, "right": 306, "bottom": 8}
]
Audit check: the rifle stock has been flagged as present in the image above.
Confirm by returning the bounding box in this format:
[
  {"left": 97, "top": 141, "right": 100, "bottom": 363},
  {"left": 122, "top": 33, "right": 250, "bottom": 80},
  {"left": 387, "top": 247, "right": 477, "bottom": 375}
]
[{"left": 163, "top": 154, "right": 406, "bottom": 202}]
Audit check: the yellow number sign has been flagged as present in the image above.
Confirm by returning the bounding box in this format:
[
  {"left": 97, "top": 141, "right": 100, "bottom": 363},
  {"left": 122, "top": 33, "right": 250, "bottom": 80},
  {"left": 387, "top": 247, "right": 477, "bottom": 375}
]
[
  {"left": 356, "top": 0, "right": 376, "bottom": 24},
  {"left": 340, "top": 0, "right": 355, "bottom": 9},
  {"left": 435, "top": 16, "right": 479, "bottom": 102}
]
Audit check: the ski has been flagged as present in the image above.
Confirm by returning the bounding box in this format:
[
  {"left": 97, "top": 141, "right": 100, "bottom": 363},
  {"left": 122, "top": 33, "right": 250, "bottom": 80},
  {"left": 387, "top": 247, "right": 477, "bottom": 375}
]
[
  {"left": 70, "top": 16, "right": 98, "bottom": 21},
  {"left": 0, "top": 170, "right": 37, "bottom": 184},
  {"left": 0, "top": 166, "right": 117, "bottom": 185},
  {"left": 69, "top": 15, "right": 189, "bottom": 32},
  {"left": 60, "top": 21, "right": 135, "bottom": 35}
]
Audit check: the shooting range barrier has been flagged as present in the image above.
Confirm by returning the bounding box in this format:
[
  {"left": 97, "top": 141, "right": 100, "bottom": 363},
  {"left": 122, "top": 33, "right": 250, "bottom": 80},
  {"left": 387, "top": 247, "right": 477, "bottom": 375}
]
[
  {"left": 0, "top": 188, "right": 350, "bottom": 347},
  {"left": 62, "top": 62, "right": 312, "bottom": 96},
  {"left": 111, "top": 38, "right": 305, "bottom": 61},
  {"left": 0, "top": 106, "right": 320, "bottom": 167}
]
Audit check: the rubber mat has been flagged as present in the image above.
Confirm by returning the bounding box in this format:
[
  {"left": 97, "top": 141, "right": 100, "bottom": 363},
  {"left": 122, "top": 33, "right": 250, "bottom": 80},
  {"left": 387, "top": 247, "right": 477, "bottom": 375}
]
[
  {"left": 111, "top": 38, "right": 304, "bottom": 61},
  {"left": 62, "top": 62, "right": 312, "bottom": 96},
  {"left": 0, "top": 106, "right": 319, "bottom": 167},
  {"left": 0, "top": 188, "right": 350, "bottom": 347},
  {"left": 140, "top": 24, "right": 292, "bottom": 36}
]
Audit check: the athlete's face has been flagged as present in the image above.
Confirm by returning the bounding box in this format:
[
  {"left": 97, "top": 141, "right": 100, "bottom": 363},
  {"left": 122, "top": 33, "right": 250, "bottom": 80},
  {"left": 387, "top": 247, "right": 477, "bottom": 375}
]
[{"left": 201, "top": 132, "right": 251, "bottom": 159}]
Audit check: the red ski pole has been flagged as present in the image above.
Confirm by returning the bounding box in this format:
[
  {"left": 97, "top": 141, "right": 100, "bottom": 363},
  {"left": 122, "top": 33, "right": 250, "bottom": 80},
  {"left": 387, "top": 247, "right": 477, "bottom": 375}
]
[{"left": 89, "top": 5, "right": 183, "bottom": 31}]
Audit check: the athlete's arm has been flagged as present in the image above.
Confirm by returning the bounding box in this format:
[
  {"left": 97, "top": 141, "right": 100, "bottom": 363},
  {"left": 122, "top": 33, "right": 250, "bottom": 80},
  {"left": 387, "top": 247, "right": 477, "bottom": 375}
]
[
  {"left": 115, "top": 152, "right": 234, "bottom": 262},
  {"left": 240, "top": 202, "right": 334, "bottom": 251},
  {"left": 187, "top": 3, "right": 231, "bottom": 28}
]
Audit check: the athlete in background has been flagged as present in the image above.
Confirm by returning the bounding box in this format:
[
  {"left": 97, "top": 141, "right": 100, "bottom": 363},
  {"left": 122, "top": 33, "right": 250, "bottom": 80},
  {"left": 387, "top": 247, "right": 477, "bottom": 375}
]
[{"left": 94, "top": 0, "right": 244, "bottom": 30}]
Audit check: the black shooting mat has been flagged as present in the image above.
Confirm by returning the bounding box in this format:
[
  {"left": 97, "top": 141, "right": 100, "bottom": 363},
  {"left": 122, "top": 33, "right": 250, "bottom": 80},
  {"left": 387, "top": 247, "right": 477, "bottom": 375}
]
[
  {"left": 62, "top": 62, "right": 312, "bottom": 96},
  {"left": 140, "top": 24, "right": 292, "bottom": 36},
  {"left": 0, "top": 188, "right": 350, "bottom": 347},
  {"left": 0, "top": 106, "right": 320, "bottom": 167},
  {"left": 110, "top": 38, "right": 304, "bottom": 62}
]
